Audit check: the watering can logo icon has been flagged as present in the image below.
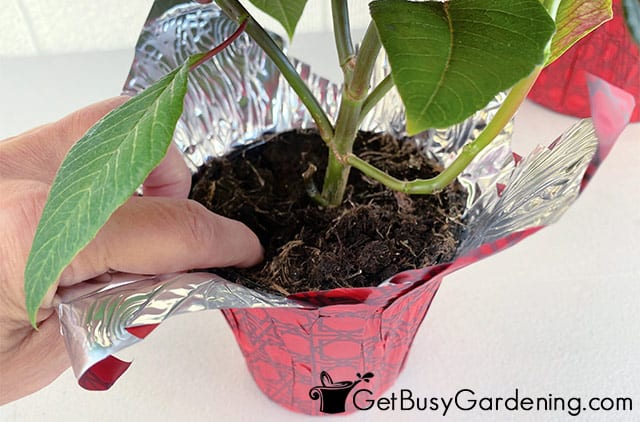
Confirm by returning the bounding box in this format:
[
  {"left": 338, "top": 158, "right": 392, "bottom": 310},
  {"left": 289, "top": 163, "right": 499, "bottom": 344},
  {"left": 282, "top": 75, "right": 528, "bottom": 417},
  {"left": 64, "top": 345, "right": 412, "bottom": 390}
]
[{"left": 309, "top": 370, "right": 374, "bottom": 414}]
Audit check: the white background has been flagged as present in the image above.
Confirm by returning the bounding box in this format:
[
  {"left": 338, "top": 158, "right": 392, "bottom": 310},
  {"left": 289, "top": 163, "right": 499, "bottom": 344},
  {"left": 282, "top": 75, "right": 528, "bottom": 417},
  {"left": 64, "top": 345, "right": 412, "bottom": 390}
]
[{"left": 1, "top": 1, "right": 639, "bottom": 421}]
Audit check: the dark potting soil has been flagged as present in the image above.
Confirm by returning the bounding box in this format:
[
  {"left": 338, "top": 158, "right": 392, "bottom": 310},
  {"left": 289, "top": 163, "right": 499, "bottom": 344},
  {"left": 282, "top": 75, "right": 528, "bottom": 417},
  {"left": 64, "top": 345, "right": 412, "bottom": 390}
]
[{"left": 190, "top": 130, "right": 467, "bottom": 295}]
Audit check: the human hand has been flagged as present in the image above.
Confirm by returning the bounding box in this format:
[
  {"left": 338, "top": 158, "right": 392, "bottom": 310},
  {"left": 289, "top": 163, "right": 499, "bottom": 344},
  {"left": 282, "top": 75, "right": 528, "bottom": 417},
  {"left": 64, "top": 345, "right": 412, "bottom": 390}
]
[{"left": 0, "top": 97, "right": 263, "bottom": 404}]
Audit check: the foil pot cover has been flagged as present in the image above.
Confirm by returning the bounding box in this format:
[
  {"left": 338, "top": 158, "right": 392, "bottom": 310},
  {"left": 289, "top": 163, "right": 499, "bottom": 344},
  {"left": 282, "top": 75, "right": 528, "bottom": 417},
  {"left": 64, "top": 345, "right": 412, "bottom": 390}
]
[{"left": 56, "top": 0, "right": 635, "bottom": 414}]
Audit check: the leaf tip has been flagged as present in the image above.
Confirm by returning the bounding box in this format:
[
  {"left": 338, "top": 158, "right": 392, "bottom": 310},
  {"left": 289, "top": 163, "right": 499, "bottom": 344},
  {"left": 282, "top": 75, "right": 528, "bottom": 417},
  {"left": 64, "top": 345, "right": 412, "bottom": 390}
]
[
  {"left": 26, "top": 295, "right": 41, "bottom": 329},
  {"left": 28, "top": 314, "right": 39, "bottom": 330},
  {"left": 24, "top": 265, "right": 49, "bottom": 329}
]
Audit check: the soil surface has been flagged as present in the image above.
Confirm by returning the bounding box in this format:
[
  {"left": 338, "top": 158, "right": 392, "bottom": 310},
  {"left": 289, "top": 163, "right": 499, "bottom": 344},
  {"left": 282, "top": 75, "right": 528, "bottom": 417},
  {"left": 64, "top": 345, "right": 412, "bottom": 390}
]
[{"left": 190, "top": 130, "right": 467, "bottom": 295}]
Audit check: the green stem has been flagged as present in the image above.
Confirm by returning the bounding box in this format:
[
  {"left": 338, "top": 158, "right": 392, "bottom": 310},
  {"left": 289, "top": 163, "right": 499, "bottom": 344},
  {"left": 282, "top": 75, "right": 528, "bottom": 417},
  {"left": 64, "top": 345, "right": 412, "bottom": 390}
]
[
  {"left": 542, "top": 0, "right": 562, "bottom": 20},
  {"left": 348, "top": 22, "right": 381, "bottom": 100},
  {"left": 331, "top": 0, "right": 355, "bottom": 80},
  {"left": 321, "top": 97, "right": 362, "bottom": 205},
  {"left": 346, "top": 66, "right": 543, "bottom": 194},
  {"left": 320, "top": 22, "right": 382, "bottom": 206},
  {"left": 541, "top": 0, "right": 562, "bottom": 64},
  {"left": 358, "top": 74, "right": 393, "bottom": 125},
  {"left": 214, "top": 0, "right": 334, "bottom": 142}
]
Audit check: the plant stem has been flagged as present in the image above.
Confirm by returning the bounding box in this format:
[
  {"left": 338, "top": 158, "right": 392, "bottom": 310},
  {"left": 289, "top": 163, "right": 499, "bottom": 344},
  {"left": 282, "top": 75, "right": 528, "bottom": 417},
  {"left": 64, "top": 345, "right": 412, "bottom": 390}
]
[
  {"left": 321, "top": 22, "right": 382, "bottom": 206},
  {"left": 346, "top": 66, "right": 543, "bottom": 194},
  {"left": 331, "top": 0, "right": 355, "bottom": 81},
  {"left": 541, "top": 0, "right": 562, "bottom": 63},
  {"left": 321, "top": 97, "right": 362, "bottom": 205},
  {"left": 348, "top": 23, "right": 381, "bottom": 100},
  {"left": 214, "top": 0, "right": 334, "bottom": 142},
  {"left": 190, "top": 19, "right": 248, "bottom": 70},
  {"left": 542, "top": 0, "right": 562, "bottom": 20},
  {"left": 358, "top": 74, "right": 393, "bottom": 124}
]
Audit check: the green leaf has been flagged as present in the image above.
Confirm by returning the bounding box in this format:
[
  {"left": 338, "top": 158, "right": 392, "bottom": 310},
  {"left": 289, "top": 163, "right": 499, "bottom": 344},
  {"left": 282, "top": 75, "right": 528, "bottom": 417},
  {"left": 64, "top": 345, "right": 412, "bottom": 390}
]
[
  {"left": 247, "top": 0, "right": 309, "bottom": 39},
  {"left": 545, "top": 0, "right": 613, "bottom": 65},
  {"left": 370, "top": 0, "right": 555, "bottom": 134},
  {"left": 24, "top": 55, "right": 200, "bottom": 325}
]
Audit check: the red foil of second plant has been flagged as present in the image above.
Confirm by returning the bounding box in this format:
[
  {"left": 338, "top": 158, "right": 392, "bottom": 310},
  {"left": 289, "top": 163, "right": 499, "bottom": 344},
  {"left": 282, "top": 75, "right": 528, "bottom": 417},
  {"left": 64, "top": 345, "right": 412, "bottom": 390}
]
[{"left": 529, "top": 0, "right": 640, "bottom": 121}]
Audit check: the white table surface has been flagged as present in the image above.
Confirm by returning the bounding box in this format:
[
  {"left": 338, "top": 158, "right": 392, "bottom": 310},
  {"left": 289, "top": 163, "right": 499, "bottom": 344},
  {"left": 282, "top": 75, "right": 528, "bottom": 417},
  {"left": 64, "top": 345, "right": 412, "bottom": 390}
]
[{"left": 1, "top": 33, "right": 639, "bottom": 422}]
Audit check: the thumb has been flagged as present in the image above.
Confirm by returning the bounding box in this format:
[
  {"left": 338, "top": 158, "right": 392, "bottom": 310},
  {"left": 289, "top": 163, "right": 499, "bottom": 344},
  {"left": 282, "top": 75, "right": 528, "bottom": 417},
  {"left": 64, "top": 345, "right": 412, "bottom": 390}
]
[
  {"left": 142, "top": 143, "right": 191, "bottom": 199},
  {"left": 59, "top": 197, "right": 263, "bottom": 286}
]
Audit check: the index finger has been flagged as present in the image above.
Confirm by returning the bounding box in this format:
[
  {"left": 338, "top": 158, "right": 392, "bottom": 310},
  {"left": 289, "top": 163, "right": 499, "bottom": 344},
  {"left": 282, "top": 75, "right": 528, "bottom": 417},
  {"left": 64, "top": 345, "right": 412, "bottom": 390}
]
[
  {"left": 142, "top": 143, "right": 192, "bottom": 199},
  {"left": 0, "top": 97, "right": 130, "bottom": 182}
]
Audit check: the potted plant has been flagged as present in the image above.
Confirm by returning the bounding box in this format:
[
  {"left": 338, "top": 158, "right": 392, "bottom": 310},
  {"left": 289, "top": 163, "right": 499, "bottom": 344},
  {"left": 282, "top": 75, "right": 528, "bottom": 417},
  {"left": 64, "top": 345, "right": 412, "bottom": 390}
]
[
  {"left": 529, "top": 0, "right": 640, "bottom": 120},
  {"left": 24, "top": 0, "right": 630, "bottom": 415}
]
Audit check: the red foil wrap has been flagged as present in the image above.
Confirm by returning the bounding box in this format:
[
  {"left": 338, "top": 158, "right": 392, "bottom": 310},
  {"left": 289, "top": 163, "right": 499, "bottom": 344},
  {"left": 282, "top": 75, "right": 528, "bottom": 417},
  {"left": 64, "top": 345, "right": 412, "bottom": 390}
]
[{"left": 221, "top": 229, "right": 537, "bottom": 415}]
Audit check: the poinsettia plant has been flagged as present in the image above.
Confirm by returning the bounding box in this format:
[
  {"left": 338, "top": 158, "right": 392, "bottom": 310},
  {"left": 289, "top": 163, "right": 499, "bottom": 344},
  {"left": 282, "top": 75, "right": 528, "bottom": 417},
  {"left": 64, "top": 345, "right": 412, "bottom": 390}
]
[{"left": 24, "top": 0, "right": 612, "bottom": 324}]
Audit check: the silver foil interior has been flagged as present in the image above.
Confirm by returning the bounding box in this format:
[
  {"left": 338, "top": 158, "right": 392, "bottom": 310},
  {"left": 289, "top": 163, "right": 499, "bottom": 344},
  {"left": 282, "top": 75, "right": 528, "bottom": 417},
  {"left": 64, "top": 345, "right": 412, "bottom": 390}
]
[{"left": 59, "top": 1, "right": 599, "bottom": 382}]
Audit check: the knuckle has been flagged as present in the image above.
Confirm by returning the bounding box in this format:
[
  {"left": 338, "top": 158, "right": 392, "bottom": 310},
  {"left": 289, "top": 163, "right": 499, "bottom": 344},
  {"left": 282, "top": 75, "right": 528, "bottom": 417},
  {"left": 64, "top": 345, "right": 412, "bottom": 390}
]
[
  {"left": 2, "top": 181, "right": 49, "bottom": 232},
  {"left": 0, "top": 181, "right": 50, "bottom": 311},
  {"left": 181, "top": 199, "right": 217, "bottom": 247}
]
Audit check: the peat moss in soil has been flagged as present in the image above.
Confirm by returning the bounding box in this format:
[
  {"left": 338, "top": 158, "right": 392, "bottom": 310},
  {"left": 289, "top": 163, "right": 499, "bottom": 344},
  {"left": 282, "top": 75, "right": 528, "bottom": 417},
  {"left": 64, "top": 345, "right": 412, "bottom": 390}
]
[{"left": 190, "top": 130, "right": 467, "bottom": 296}]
